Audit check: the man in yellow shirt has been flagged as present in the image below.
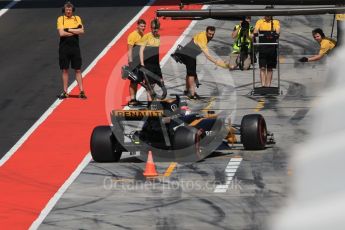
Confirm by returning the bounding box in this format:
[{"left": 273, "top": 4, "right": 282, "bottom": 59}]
[
  {"left": 139, "top": 18, "right": 165, "bottom": 101},
  {"left": 57, "top": 1, "right": 86, "bottom": 99},
  {"left": 253, "top": 15, "right": 280, "bottom": 87},
  {"left": 298, "top": 28, "right": 337, "bottom": 63},
  {"left": 172, "top": 26, "right": 228, "bottom": 99},
  {"left": 127, "top": 19, "right": 146, "bottom": 106}
]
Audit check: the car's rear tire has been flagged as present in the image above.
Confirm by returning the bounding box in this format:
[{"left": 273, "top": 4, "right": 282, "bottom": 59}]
[
  {"left": 90, "top": 126, "right": 122, "bottom": 162},
  {"left": 240, "top": 114, "right": 267, "bottom": 150},
  {"left": 173, "top": 126, "right": 203, "bottom": 155}
]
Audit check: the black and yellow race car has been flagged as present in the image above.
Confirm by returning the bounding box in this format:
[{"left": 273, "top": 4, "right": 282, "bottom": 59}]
[{"left": 90, "top": 95, "right": 274, "bottom": 162}]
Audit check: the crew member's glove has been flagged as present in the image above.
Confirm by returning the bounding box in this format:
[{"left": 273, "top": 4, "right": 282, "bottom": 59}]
[
  {"left": 171, "top": 53, "right": 183, "bottom": 63},
  {"left": 298, "top": 57, "right": 308, "bottom": 63},
  {"left": 216, "top": 60, "right": 229, "bottom": 69}
]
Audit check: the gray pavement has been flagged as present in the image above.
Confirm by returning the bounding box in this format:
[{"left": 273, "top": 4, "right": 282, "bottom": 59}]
[{"left": 40, "top": 5, "right": 334, "bottom": 230}]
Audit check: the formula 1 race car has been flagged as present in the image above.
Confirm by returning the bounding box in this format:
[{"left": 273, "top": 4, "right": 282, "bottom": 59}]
[{"left": 90, "top": 95, "right": 275, "bottom": 162}]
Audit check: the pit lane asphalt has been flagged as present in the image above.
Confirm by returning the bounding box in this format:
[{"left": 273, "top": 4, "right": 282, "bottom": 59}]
[
  {"left": 37, "top": 5, "right": 337, "bottom": 230},
  {"left": 0, "top": 0, "right": 149, "bottom": 159},
  {"left": 0, "top": 2, "right": 334, "bottom": 229}
]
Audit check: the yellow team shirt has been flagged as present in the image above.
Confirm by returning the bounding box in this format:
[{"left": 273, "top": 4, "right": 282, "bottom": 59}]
[
  {"left": 255, "top": 18, "right": 280, "bottom": 32},
  {"left": 138, "top": 32, "right": 160, "bottom": 66},
  {"left": 319, "top": 38, "right": 336, "bottom": 55},
  {"left": 57, "top": 15, "right": 82, "bottom": 29},
  {"left": 127, "top": 30, "right": 143, "bottom": 46},
  {"left": 336, "top": 14, "right": 345, "bottom": 21},
  {"left": 138, "top": 32, "right": 160, "bottom": 47},
  {"left": 193, "top": 31, "right": 209, "bottom": 52}
]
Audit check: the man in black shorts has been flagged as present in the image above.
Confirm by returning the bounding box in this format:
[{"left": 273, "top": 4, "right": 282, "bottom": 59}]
[
  {"left": 57, "top": 1, "right": 86, "bottom": 99},
  {"left": 139, "top": 18, "right": 164, "bottom": 101},
  {"left": 127, "top": 19, "right": 146, "bottom": 105},
  {"left": 172, "top": 26, "right": 228, "bottom": 99},
  {"left": 253, "top": 15, "right": 280, "bottom": 87}
]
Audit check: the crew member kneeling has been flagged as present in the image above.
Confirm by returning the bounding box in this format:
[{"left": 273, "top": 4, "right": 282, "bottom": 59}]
[
  {"left": 298, "top": 28, "right": 336, "bottom": 63},
  {"left": 172, "top": 26, "right": 228, "bottom": 100}
]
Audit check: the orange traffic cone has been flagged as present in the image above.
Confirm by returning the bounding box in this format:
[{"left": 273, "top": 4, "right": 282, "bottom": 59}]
[{"left": 143, "top": 150, "right": 158, "bottom": 177}]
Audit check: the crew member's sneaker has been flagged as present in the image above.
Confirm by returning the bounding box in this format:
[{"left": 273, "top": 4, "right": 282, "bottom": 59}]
[
  {"left": 79, "top": 91, "right": 87, "bottom": 99},
  {"left": 193, "top": 93, "right": 201, "bottom": 100},
  {"left": 58, "top": 91, "right": 69, "bottom": 99},
  {"left": 186, "top": 92, "right": 201, "bottom": 100}
]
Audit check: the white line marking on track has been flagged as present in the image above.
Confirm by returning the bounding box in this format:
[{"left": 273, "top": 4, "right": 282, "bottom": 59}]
[
  {"left": 0, "top": 0, "right": 21, "bottom": 18},
  {"left": 226, "top": 172, "right": 235, "bottom": 177},
  {"left": 215, "top": 185, "right": 228, "bottom": 189},
  {"left": 213, "top": 158, "right": 242, "bottom": 193},
  {"left": 214, "top": 188, "right": 227, "bottom": 193},
  {"left": 225, "top": 168, "right": 237, "bottom": 173},
  {"left": 230, "top": 158, "right": 242, "bottom": 162},
  {"left": 227, "top": 161, "right": 241, "bottom": 166},
  {"left": 226, "top": 178, "right": 233, "bottom": 185},
  {"left": 29, "top": 154, "right": 92, "bottom": 230},
  {"left": 226, "top": 166, "right": 239, "bottom": 169}
]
